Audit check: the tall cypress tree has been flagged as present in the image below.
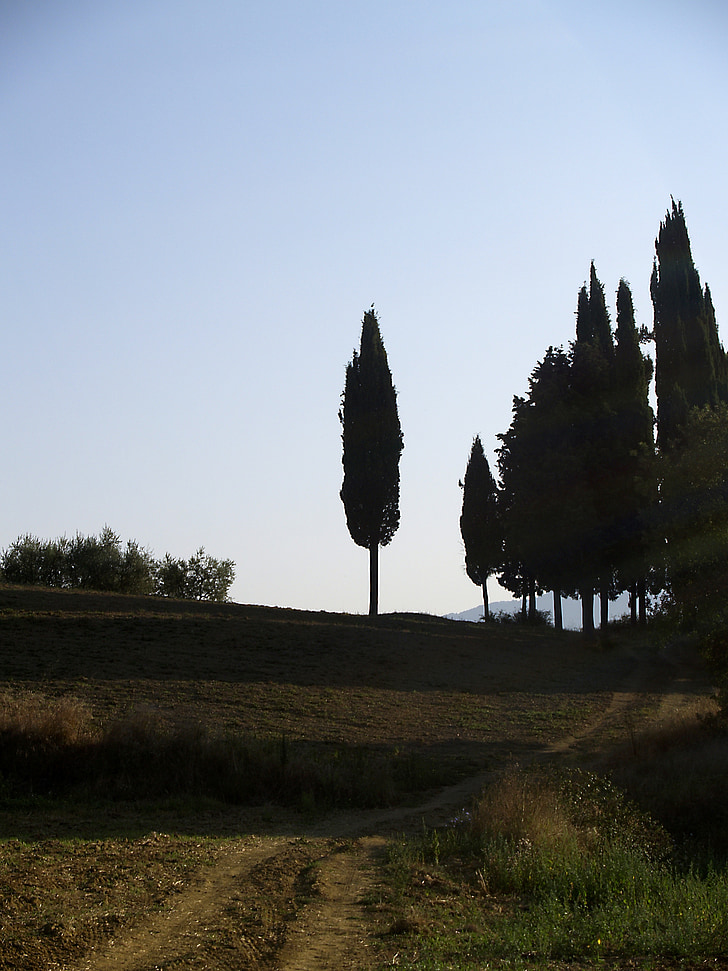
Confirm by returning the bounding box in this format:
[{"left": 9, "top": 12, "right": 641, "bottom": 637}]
[
  {"left": 496, "top": 392, "right": 539, "bottom": 623},
  {"left": 459, "top": 436, "right": 502, "bottom": 620},
  {"left": 590, "top": 262, "right": 615, "bottom": 364},
  {"left": 497, "top": 347, "right": 579, "bottom": 630},
  {"left": 651, "top": 199, "right": 725, "bottom": 449},
  {"left": 612, "top": 279, "right": 656, "bottom": 624},
  {"left": 340, "top": 307, "right": 404, "bottom": 615},
  {"left": 569, "top": 264, "right": 616, "bottom": 632}
]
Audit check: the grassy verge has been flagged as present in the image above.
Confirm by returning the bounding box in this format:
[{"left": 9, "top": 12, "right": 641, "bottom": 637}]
[{"left": 377, "top": 758, "right": 728, "bottom": 969}]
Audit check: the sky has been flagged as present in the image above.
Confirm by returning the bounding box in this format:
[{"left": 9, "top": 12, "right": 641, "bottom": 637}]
[{"left": 2, "top": 0, "right": 727, "bottom": 616}]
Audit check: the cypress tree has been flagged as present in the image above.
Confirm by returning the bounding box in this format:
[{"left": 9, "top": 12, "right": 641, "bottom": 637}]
[
  {"left": 659, "top": 404, "right": 728, "bottom": 629},
  {"left": 613, "top": 280, "right": 656, "bottom": 624},
  {"left": 339, "top": 307, "right": 404, "bottom": 615},
  {"left": 651, "top": 199, "right": 725, "bottom": 449},
  {"left": 569, "top": 264, "right": 616, "bottom": 632},
  {"left": 705, "top": 284, "right": 728, "bottom": 403},
  {"left": 497, "top": 347, "right": 579, "bottom": 630},
  {"left": 459, "top": 436, "right": 502, "bottom": 620},
  {"left": 590, "top": 262, "right": 615, "bottom": 363}
]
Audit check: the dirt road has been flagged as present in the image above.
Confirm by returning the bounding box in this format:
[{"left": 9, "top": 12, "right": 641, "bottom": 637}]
[{"left": 63, "top": 637, "right": 713, "bottom": 971}]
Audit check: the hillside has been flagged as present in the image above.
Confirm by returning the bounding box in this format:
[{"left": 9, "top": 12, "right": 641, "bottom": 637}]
[
  {"left": 0, "top": 583, "right": 717, "bottom": 971},
  {"left": 0, "top": 584, "right": 668, "bottom": 763}
]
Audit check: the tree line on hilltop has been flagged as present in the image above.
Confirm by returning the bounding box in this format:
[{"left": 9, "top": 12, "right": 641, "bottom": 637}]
[
  {"left": 460, "top": 199, "right": 728, "bottom": 645},
  {"left": 0, "top": 526, "right": 235, "bottom": 602},
  {"left": 340, "top": 201, "right": 728, "bottom": 700}
]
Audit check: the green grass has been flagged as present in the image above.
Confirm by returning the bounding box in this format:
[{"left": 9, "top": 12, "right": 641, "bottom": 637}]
[{"left": 380, "top": 767, "right": 728, "bottom": 969}]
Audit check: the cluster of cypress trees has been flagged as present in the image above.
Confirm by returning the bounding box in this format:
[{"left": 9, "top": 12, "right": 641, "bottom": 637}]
[
  {"left": 461, "top": 199, "right": 728, "bottom": 634},
  {"left": 337, "top": 202, "right": 728, "bottom": 637}
]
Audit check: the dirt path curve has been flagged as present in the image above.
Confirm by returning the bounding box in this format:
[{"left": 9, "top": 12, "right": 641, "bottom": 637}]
[
  {"left": 70, "top": 836, "right": 292, "bottom": 971},
  {"left": 69, "top": 640, "right": 714, "bottom": 971}
]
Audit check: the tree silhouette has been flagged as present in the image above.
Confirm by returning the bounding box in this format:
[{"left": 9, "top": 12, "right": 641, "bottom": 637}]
[
  {"left": 459, "top": 436, "right": 502, "bottom": 620},
  {"left": 497, "top": 347, "right": 578, "bottom": 630},
  {"left": 339, "top": 307, "right": 403, "bottom": 615},
  {"left": 612, "top": 279, "right": 655, "bottom": 624},
  {"left": 651, "top": 199, "right": 726, "bottom": 449},
  {"left": 569, "top": 265, "right": 617, "bottom": 632}
]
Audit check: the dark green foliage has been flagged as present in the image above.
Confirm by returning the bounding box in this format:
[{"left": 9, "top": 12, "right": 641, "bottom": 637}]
[
  {"left": 612, "top": 280, "right": 656, "bottom": 621},
  {"left": 497, "top": 268, "right": 658, "bottom": 634},
  {"left": 1, "top": 529, "right": 235, "bottom": 602},
  {"left": 588, "top": 261, "right": 615, "bottom": 363},
  {"left": 570, "top": 265, "right": 617, "bottom": 617},
  {"left": 1, "top": 527, "right": 156, "bottom": 595},
  {"left": 659, "top": 404, "right": 728, "bottom": 627},
  {"left": 497, "top": 348, "right": 579, "bottom": 624},
  {"left": 340, "top": 307, "right": 403, "bottom": 614},
  {"left": 705, "top": 283, "right": 728, "bottom": 403},
  {"left": 459, "top": 436, "right": 502, "bottom": 618},
  {"left": 650, "top": 201, "right": 728, "bottom": 631},
  {"left": 340, "top": 307, "right": 403, "bottom": 551},
  {"left": 655, "top": 401, "right": 728, "bottom": 708},
  {"left": 155, "top": 547, "right": 235, "bottom": 602},
  {"left": 568, "top": 264, "right": 654, "bottom": 630},
  {"left": 651, "top": 199, "right": 727, "bottom": 449},
  {"left": 0, "top": 534, "right": 69, "bottom": 588}
]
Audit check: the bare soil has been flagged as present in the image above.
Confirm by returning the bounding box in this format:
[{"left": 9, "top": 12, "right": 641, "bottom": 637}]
[{"left": 0, "top": 585, "right": 716, "bottom": 970}]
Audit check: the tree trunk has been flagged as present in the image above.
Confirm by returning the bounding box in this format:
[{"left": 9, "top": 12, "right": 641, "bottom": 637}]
[
  {"left": 580, "top": 585, "right": 595, "bottom": 636},
  {"left": 368, "top": 541, "right": 378, "bottom": 616},
  {"left": 638, "top": 576, "right": 647, "bottom": 626},
  {"left": 528, "top": 577, "right": 536, "bottom": 622},
  {"left": 600, "top": 579, "right": 609, "bottom": 629},
  {"left": 553, "top": 590, "right": 563, "bottom": 631},
  {"left": 521, "top": 591, "right": 527, "bottom": 620},
  {"left": 629, "top": 581, "right": 638, "bottom": 626},
  {"left": 482, "top": 582, "right": 489, "bottom": 621}
]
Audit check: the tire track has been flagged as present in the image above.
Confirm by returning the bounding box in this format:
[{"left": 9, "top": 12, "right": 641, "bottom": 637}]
[{"left": 69, "top": 836, "right": 292, "bottom": 971}]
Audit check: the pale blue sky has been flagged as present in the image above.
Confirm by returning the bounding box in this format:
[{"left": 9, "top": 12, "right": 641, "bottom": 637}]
[{"left": 2, "top": 0, "right": 727, "bottom": 614}]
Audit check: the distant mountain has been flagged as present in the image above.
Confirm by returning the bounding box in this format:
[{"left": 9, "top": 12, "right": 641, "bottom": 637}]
[{"left": 446, "top": 592, "right": 631, "bottom": 630}]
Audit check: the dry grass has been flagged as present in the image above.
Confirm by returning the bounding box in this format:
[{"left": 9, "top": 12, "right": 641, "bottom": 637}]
[
  {"left": 0, "top": 690, "right": 432, "bottom": 808},
  {"left": 0, "top": 691, "right": 94, "bottom": 745},
  {"left": 471, "top": 766, "right": 576, "bottom": 853}
]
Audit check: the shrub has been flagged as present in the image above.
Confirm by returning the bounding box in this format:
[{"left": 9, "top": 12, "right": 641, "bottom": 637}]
[
  {"left": 491, "top": 608, "right": 552, "bottom": 626},
  {"left": 0, "top": 529, "right": 234, "bottom": 602},
  {"left": 154, "top": 548, "right": 235, "bottom": 602}
]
